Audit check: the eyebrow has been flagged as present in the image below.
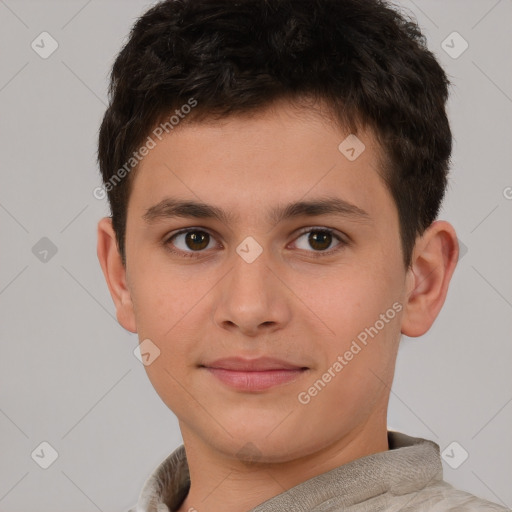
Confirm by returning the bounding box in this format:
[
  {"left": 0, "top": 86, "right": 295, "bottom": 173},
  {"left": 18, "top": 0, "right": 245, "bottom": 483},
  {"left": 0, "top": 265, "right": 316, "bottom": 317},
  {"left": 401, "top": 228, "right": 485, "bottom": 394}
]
[{"left": 143, "top": 196, "right": 370, "bottom": 225}]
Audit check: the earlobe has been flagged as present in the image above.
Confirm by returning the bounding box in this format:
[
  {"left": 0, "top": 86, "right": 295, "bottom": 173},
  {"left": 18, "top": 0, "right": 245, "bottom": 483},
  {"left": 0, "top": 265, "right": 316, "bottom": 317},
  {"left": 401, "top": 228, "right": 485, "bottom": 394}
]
[
  {"left": 97, "top": 217, "right": 137, "bottom": 333},
  {"left": 401, "top": 221, "right": 459, "bottom": 337}
]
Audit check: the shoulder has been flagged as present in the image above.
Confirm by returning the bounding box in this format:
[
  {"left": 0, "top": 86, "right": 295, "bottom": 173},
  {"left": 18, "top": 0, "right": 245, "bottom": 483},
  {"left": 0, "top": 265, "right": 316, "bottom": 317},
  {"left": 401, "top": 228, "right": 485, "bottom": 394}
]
[
  {"left": 124, "top": 445, "right": 188, "bottom": 512},
  {"left": 398, "top": 479, "right": 510, "bottom": 511}
]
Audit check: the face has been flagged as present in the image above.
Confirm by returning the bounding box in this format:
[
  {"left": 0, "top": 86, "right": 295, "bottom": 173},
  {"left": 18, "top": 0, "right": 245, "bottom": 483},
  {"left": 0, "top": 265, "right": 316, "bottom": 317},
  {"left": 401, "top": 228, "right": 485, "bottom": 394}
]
[{"left": 121, "top": 101, "right": 410, "bottom": 462}]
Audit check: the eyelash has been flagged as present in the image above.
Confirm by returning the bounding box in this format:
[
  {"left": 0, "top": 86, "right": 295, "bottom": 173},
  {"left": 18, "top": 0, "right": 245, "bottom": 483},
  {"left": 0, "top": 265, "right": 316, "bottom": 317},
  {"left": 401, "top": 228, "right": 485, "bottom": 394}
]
[{"left": 163, "top": 227, "right": 348, "bottom": 259}]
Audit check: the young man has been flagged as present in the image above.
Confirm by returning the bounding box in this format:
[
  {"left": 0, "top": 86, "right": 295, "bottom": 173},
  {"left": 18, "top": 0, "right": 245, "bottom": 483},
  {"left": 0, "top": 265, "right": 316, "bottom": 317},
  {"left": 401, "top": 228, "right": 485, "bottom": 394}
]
[{"left": 96, "top": 0, "right": 508, "bottom": 511}]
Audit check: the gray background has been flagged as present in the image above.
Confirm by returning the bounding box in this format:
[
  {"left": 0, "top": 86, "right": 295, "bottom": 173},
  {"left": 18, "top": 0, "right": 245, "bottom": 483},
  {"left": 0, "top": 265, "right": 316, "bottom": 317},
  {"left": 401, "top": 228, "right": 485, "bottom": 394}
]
[{"left": 0, "top": 1, "right": 511, "bottom": 511}]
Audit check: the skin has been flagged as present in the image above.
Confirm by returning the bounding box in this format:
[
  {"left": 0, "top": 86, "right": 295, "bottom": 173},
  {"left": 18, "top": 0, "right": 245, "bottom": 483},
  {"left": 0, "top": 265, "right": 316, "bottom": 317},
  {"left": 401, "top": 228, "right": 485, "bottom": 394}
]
[{"left": 97, "top": 100, "right": 458, "bottom": 512}]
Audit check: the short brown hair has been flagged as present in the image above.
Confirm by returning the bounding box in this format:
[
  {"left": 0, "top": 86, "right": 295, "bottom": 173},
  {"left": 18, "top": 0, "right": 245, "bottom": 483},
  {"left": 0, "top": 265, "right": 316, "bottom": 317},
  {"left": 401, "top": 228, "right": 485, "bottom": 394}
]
[{"left": 98, "top": 0, "right": 451, "bottom": 266}]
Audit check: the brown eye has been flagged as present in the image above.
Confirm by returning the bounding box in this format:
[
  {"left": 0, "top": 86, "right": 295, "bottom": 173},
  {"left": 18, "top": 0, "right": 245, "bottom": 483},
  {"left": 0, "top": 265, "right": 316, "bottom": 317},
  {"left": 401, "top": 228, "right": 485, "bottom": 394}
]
[
  {"left": 292, "top": 228, "right": 345, "bottom": 255},
  {"left": 185, "top": 231, "right": 210, "bottom": 250},
  {"left": 168, "top": 230, "right": 215, "bottom": 253},
  {"left": 308, "top": 230, "right": 333, "bottom": 251}
]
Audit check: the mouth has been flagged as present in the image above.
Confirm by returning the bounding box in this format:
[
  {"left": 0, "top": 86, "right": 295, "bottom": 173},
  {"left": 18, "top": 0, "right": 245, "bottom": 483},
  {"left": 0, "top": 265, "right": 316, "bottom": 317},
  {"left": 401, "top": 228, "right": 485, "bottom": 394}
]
[{"left": 200, "top": 357, "right": 309, "bottom": 392}]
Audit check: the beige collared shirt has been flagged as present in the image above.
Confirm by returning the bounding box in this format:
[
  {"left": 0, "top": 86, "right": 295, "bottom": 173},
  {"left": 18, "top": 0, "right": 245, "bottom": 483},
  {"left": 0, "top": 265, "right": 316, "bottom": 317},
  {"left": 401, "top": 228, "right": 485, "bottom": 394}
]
[{"left": 129, "top": 431, "right": 510, "bottom": 512}]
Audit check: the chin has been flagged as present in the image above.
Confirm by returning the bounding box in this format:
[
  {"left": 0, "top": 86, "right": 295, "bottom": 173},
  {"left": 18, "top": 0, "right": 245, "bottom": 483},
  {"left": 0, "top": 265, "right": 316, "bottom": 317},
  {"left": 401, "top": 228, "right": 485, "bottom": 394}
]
[{"left": 210, "top": 423, "right": 309, "bottom": 462}]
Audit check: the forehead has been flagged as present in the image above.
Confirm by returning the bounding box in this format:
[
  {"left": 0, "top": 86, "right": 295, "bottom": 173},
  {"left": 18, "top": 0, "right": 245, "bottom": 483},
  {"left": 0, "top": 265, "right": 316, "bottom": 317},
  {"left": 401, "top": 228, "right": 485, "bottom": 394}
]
[{"left": 128, "top": 101, "right": 394, "bottom": 227}]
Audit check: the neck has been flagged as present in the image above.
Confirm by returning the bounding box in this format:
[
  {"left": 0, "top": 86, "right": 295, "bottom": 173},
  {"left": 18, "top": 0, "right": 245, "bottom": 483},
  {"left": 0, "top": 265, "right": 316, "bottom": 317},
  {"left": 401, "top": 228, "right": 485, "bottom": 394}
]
[{"left": 176, "top": 418, "right": 389, "bottom": 512}]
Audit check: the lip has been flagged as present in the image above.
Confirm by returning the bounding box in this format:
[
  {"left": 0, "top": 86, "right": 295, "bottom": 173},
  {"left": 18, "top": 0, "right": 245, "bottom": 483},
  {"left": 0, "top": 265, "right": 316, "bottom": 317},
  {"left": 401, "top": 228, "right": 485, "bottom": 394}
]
[
  {"left": 204, "top": 357, "right": 305, "bottom": 371},
  {"left": 201, "top": 357, "right": 308, "bottom": 392}
]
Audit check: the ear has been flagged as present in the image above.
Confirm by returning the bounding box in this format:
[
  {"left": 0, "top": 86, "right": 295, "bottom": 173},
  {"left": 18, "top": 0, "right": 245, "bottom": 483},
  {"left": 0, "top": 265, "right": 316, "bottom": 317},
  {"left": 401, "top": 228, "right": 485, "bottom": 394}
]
[
  {"left": 97, "top": 217, "right": 137, "bottom": 333},
  {"left": 401, "top": 220, "right": 459, "bottom": 337}
]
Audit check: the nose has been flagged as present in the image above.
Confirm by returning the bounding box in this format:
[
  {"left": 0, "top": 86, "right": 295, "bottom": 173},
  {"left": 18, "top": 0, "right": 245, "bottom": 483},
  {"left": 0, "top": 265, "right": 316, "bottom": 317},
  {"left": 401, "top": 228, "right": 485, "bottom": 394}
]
[{"left": 212, "top": 245, "right": 292, "bottom": 337}]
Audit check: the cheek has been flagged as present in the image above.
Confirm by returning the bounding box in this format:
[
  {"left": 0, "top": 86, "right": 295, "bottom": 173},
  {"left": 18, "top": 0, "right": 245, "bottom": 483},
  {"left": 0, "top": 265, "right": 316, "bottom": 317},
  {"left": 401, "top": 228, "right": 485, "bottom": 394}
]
[
  {"left": 306, "top": 265, "right": 404, "bottom": 399},
  {"left": 129, "top": 259, "right": 202, "bottom": 338},
  {"left": 128, "top": 260, "right": 213, "bottom": 386},
  {"left": 291, "top": 260, "right": 402, "bottom": 342}
]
